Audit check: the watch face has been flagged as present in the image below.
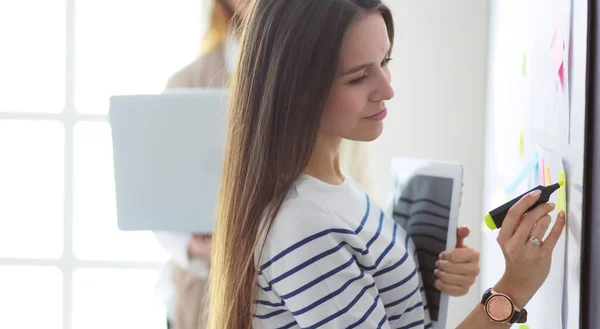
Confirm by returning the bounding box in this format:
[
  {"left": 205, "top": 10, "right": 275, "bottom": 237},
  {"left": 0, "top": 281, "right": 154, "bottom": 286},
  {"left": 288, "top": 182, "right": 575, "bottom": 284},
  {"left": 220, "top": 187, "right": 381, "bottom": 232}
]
[{"left": 486, "top": 295, "right": 513, "bottom": 322}]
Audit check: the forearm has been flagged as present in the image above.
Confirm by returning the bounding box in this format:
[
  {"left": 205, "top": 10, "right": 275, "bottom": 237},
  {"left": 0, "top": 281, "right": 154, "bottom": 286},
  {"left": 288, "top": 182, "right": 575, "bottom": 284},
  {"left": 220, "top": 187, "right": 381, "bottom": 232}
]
[{"left": 457, "top": 304, "right": 512, "bottom": 329}]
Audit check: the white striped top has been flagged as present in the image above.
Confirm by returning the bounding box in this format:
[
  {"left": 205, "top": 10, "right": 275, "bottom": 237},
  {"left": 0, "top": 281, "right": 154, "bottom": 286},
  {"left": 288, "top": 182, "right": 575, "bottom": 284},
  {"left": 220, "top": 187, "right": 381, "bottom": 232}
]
[{"left": 254, "top": 175, "right": 432, "bottom": 329}]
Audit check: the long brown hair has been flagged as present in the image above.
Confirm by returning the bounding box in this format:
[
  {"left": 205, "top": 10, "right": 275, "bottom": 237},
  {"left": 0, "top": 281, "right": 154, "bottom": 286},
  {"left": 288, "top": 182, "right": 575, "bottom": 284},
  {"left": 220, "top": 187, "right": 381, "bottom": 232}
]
[{"left": 209, "top": 0, "right": 394, "bottom": 328}]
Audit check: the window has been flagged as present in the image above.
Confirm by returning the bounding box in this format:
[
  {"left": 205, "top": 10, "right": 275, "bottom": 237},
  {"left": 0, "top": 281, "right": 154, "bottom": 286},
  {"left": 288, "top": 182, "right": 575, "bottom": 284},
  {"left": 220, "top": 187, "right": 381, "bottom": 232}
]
[{"left": 0, "top": 1, "right": 206, "bottom": 328}]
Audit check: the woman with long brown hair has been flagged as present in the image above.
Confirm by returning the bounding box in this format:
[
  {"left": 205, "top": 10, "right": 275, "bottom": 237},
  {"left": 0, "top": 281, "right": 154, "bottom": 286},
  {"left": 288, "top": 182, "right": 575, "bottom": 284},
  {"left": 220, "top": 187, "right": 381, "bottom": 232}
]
[{"left": 209, "top": 0, "right": 566, "bottom": 328}]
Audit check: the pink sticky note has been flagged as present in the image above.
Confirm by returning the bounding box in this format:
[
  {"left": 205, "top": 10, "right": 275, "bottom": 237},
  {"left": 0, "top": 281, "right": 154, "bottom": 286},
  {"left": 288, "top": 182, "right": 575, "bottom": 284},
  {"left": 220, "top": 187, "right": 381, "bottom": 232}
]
[
  {"left": 558, "top": 62, "right": 565, "bottom": 90},
  {"left": 539, "top": 158, "right": 546, "bottom": 184},
  {"left": 551, "top": 22, "right": 565, "bottom": 72}
]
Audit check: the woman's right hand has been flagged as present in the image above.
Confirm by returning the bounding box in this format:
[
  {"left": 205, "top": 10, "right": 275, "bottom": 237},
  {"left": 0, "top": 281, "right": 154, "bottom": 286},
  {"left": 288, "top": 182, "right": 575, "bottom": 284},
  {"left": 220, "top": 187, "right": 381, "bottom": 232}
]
[{"left": 492, "top": 189, "right": 566, "bottom": 308}]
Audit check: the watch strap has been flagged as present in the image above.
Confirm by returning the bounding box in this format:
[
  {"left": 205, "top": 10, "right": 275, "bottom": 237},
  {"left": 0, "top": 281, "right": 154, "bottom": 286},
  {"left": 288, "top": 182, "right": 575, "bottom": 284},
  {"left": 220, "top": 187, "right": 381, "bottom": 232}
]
[
  {"left": 481, "top": 287, "right": 493, "bottom": 305},
  {"left": 509, "top": 309, "right": 528, "bottom": 324}
]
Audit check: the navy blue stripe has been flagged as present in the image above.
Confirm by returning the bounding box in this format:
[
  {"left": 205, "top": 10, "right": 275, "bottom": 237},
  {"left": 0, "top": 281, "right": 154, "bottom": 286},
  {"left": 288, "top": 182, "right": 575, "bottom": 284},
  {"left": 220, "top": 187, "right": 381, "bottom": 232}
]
[
  {"left": 355, "top": 194, "right": 370, "bottom": 234},
  {"left": 269, "top": 213, "right": 391, "bottom": 284},
  {"left": 346, "top": 294, "right": 381, "bottom": 329},
  {"left": 361, "top": 221, "right": 398, "bottom": 271},
  {"left": 377, "top": 314, "right": 388, "bottom": 328},
  {"left": 364, "top": 210, "right": 384, "bottom": 250},
  {"left": 373, "top": 235, "right": 410, "bottom": 278},
  {"left": 347, "top": 294, "right": 381, "bottom": 329},
  {"left": 396, "top": 319, "right": 425, "bottom": 329},
  {"left": 254, "top": 308, "right": 287, "bottom": 320},
  {"left": 380, "top": 267, "right": 418, "bottom": 294},
  {"left": 424, "top": 323, "right": 433, "bottom": 329},
  {"left": 277, "top": 321, "right": 298, "bottom": 329},
  {"left": 304, "top": 281, "right": 377, "bottom": 329},
  {"left": 397, "top": 197, "right": 450, "bottom": 210},
  {"left": 255, "top": 299, "right": 285, "bottom": 307},
  {"left": 292, "top": 271, "right": 365, "bottom": 316},
  {"left": 384, "top": 284, "right": 420, "bottom": 308},
  {"left": 270, "top": 209, "right": 386, "bottom": 285},
  {"left": 260, "top": 195, "right": 370, "bottom": 271},
  {"left": 410, "top": 233, "right": 446, "bottom": 245},
  {"left": 259, "top": 228, "right": 354, "bottom": 271},
  {"left": 280, "top": 257, "right": 355, "bottom": 299},
  {"left": 388, "top": 302, "right": 424, "bottom": 321},
  {"left": 269, "top": 242, "right": 350, "bottom": 285}
]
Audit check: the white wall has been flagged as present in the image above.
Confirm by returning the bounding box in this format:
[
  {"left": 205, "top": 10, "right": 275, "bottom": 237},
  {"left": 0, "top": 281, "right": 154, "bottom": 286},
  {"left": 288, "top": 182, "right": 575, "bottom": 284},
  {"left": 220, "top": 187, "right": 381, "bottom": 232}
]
[{"left": 375, "top": 1, "right": 490, "bottom": 327}]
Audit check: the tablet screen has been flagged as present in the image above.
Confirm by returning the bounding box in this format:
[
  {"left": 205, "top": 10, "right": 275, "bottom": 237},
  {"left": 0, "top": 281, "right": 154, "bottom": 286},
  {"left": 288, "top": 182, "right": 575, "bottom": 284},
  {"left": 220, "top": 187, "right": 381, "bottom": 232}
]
[{"left": 390, "top": 174, "right": 454, "bottom": 322}]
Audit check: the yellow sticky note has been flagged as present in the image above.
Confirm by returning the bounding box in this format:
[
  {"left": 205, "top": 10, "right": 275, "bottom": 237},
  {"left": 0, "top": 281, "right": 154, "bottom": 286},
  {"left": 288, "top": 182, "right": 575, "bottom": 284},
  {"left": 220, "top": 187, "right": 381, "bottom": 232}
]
[
  {"left": 558, "top": 170, "right": 567, "bottom": 212},
  {"left": 521, "top": 51, "right": 527, "bottom": 75},
  {"left": 544, "top": 166, "right": 551, "bottom": 185},
  {"left": 519, "top": 130, "right": 525, "bottom": 157},
  {"left": 518, "top": 325, "right": 530, "bottom": 329}
]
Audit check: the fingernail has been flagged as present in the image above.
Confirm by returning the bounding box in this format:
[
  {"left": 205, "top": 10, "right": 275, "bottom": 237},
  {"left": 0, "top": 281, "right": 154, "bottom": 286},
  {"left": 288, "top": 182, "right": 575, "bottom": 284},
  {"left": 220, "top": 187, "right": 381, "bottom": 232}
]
[
  {"left": 434, "top": 269, "right": 439, "bottom": 276},
  {"left": 439, "top": 252, "right": 445, "bottom": 260},
  {"left": 549, "top": 203, "right": 556, "bottom": 209},
  {"left": 435, "top": 260, "right": 440, "bottom": 267},
  {"left": 530, "top": 190, "right": 541, "bottom": 197}
]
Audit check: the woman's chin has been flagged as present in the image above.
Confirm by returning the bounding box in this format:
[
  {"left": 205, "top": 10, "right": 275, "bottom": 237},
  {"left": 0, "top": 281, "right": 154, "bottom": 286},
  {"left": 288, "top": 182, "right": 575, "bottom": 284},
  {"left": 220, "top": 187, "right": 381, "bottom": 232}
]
[{"left": 346, "top": 123, "right": 384, "bottom": 142}]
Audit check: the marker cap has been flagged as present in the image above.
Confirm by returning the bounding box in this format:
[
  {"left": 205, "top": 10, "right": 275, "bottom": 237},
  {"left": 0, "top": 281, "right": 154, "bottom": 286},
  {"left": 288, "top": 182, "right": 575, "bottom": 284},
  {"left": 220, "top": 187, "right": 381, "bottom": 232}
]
[{"left": 484, "top": 213, "right": 496, "bottom": 230}]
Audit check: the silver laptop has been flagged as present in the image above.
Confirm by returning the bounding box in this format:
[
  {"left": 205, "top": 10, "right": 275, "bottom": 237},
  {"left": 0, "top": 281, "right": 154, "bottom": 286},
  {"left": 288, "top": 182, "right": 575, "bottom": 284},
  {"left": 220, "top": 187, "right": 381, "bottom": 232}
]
[{"left": 109, "top": 89, "right": 229, "bottom": 233}]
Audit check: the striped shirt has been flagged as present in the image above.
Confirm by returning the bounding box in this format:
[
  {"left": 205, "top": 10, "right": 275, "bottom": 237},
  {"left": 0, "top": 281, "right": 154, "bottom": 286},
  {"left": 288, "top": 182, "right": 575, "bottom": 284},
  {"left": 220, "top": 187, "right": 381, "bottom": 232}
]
[{"left": 254, "top": 175, "right": 432, "bottom": 329}]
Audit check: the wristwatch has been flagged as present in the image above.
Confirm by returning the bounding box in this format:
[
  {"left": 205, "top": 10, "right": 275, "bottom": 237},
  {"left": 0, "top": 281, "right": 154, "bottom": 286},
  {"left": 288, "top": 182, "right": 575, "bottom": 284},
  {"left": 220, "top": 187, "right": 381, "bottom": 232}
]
[{"left": 481, "top": 288, "right": 528, "bottom": 324}]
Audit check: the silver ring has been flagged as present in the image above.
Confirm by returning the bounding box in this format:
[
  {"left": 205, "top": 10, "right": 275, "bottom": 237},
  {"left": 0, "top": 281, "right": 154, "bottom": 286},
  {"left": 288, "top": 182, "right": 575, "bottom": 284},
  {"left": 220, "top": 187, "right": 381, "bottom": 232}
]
[{"left": 529, "top": 235, "right": 542, "bottom": 245}]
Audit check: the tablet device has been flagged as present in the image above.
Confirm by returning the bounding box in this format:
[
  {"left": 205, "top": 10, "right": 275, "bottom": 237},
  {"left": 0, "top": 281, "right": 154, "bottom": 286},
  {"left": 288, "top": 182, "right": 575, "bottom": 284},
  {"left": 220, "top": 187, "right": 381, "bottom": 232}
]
[
  {"left": 109, "top": 89, "right": 229, "bottom": 233},
  {"left": 386, "top": 157, "right": 463, "bottom": 329}
]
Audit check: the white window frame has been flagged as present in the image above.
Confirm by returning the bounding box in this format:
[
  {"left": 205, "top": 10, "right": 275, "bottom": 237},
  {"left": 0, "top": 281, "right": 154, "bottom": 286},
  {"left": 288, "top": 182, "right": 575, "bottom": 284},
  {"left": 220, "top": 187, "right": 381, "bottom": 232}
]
[{"left": 0, "top": 1, "right": 165, "bottom": 328}]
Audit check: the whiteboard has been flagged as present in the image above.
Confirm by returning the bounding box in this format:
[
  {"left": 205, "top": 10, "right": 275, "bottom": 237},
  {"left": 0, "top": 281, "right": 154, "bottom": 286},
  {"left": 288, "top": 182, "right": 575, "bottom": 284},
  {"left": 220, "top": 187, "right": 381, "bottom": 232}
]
[{"left": 482, "top": 0, "right": 588, "bottom": 327}]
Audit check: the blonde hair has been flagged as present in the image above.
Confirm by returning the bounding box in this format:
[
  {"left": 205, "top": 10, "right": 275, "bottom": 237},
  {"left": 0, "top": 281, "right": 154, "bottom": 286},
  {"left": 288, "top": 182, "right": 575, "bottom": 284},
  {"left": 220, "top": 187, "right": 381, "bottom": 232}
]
[{"left": 200, "top": 0, "right": 234, "bottom": 55}]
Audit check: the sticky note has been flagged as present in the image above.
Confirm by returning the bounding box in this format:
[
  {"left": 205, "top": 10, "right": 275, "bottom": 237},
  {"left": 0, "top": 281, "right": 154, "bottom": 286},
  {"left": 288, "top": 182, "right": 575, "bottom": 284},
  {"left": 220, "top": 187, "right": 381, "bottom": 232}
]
[
  {"left": 558, "top": 170, "right": 567, "bottom": 212},
  {"left": 551, "top": 20, "right": 566, "bottom": 90},
  {"left": 551, "top": 22, "right": 565, "bottom": 71},
  {"left": 518, "top": 325, "right": 530, "bottom": 329},
  {"left": 539, "top": 158, "right": 546, "bottom": 185},
  {"left": 558, "top": 62, "right": 565, "bottom": 90},
  {"left": 519, "top": 130, "right": 525, "bottom": 157},
  {"left": 521, "top": 51, "right": 527, "bottom": 75},
  {"left": 545, "top": 166, "right": 551, "bottom": 185}
]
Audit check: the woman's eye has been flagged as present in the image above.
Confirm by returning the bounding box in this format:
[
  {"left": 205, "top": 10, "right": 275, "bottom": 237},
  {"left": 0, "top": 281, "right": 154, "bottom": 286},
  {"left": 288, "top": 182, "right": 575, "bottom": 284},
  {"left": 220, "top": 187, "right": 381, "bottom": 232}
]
[
  {"left": 350, "top": 75, "right": 367, "bottom": 85},
  {"left": 381, "top": 57, "right": 393, "bottom": 67}
]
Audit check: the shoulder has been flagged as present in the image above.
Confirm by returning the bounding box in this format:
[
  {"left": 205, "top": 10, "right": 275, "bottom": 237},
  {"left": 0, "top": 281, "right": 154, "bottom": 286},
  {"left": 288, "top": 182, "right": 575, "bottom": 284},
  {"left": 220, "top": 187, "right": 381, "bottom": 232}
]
[
  {"left": 269, "top": 197, "right": 342, "bottom": 243},
  {"left": 165, "top": 43, "right": 228, "bottom": 89}
]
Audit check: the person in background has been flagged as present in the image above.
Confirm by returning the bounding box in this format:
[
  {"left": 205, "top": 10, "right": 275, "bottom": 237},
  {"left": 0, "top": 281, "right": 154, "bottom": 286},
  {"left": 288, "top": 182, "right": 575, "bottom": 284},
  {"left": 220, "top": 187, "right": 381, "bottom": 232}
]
[
  {"left": 153, "top": 1, "right": 242, "bottom": 329},
  {"left": 156, "top": 0, "right": 381, "bottom": 328}
]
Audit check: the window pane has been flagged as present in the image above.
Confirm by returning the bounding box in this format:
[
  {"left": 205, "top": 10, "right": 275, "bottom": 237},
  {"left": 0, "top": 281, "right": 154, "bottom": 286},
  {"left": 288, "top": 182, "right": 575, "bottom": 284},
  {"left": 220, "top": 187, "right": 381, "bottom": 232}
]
[
  {"left": 74, "top": 0, "right": 204, "bottom": 114},
  {"left": 73, "top": 122, "right": 168, "bottom": 262},
  {"left": 0, "top": 121, "right": 64, "bottom": 258},
  {"left": 72, "top": 268, "right": 165, "bottom": 329},
  {"left": 0, "top": 266, "right": 62, "bottom": 329},
  {"left": 0, "top": 1, "right": 64, "bottom": 112}
]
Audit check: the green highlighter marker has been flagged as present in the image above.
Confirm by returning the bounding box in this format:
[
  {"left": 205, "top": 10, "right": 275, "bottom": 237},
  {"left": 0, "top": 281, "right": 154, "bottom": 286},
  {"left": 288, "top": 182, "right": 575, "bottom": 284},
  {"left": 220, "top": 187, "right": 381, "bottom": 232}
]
[{"left": 484, "top": 180, "right": 564, "bottom": 230}]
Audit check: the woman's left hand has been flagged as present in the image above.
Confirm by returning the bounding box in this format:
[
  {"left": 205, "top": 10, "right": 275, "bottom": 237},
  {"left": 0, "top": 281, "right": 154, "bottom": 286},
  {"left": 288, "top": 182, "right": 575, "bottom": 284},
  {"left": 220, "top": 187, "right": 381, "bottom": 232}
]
[{"left": 434, "top": 226, "right": 480, "bottom": 296}]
